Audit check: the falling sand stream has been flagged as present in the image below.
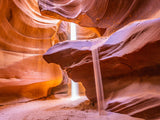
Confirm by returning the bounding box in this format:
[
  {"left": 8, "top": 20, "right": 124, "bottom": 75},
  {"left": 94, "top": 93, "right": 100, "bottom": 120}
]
[
  {"left": 70, "top": 22, "right": 108, "bottom": 115},
  {"left": 91, "top": 38, "right": 108, "bottom": 115}
]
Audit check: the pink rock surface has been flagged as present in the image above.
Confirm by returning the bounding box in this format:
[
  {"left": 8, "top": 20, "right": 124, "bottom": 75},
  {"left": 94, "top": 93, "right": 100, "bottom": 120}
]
[
  {"left": 0, "top": 0, "right": 63, "bottom": 103},
  {"left": 43, "top": 18, "right": 160, "bottom": 119},
  {"left": 0, "top": 0, "right": 100, "bottom": 104},
  {"left": 39, "top": 0, "right": 160, "bottom": 35}
]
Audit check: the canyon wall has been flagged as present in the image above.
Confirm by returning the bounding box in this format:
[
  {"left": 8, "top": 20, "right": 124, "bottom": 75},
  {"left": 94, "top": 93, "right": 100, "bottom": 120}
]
[
  {"left": 0, "top": 0, "right": 100, "bottom": 104},
  {"left": 0, "top": 0, "right": 63, "bottom": 104},
  {"left": 43, "top": 17, "right": 160, "bottom": 120},
  {"left": 40, "top": 0, "right": 160, "bottom": 119},
  {"left": 1, "top": 0, "right": 160, "bottom": 119},
  {"left": 39, "top": 0, "right": 160, "bottom": 35}
]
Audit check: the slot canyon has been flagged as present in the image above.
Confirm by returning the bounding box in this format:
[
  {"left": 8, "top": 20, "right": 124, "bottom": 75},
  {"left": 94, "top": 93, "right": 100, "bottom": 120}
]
[{"left": 0, "top": 0, "right": 160, "bottom": 120}]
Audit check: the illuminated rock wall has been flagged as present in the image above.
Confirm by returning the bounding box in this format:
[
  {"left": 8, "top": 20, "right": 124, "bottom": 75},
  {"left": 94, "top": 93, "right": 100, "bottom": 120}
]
[
  {"left": 43, "top": 17, "right": 160, "bottom": 120},
  {"left": 40, "top": 0, "right": 160, "bottom": 119},
  {"left": 0, "top": 0, "right": 100, "bottom": 104},
  {"left": 0, "top": 0, "right": 63, "bottom": 104},
  {"left": 39, "top": 0, "right": 160, "bottom": 35}
]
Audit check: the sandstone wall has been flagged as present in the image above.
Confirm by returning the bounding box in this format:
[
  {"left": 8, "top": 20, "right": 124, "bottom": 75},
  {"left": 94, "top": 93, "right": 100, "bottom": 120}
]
[
  {"left": 0, "top": 0, "right": 63, "bottom": 104},
  {"left": 40, "top": 0, "right": 160, "bottom": 119}
]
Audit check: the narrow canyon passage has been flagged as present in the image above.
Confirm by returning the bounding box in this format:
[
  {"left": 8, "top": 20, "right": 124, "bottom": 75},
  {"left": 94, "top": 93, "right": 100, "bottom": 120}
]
[{"left": 0, "top": 0, "right": 160, "bottom": 120}]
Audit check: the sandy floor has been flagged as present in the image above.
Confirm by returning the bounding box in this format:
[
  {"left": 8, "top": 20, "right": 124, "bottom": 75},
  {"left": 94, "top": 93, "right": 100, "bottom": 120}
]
[{"left": 0, "top": 96, "right": 143, "bottom": 120}]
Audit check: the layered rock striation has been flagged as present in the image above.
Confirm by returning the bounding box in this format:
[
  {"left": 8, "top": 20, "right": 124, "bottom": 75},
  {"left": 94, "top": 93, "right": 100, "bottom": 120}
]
[
  {"left": 39, "top": 0, "right": 160, "bottom": 35},
  {"left": 0, "top": 0, "right": 101, "bottom": 104},
  {"left": 43, "top": 18, "right": 160, "bottom": 119},
  {"left": 40, "top": 0, "right": 160, "bottom": 118},
  {"left": 0, "top": 0, "right": 63, "bottom": 104}
]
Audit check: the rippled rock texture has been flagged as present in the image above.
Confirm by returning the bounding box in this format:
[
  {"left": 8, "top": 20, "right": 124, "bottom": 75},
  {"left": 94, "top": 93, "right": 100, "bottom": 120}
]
[
  {"left": 39, "top": 0, "right": 160, "bottom": 35},
  {"left": 40, "top": 0, "right": 160, "bottom": 119},
  {"left": 43, "top": 18, "right": 160, "bottom": 119},
  {"left": 0, "top": 0, "right": 64, "bottom": 104},
  {"left": 0, "top": 0, "right": 101, "bottom": 104},
  {"left": 1, "top": 0, "right": 160, "bottom": 119}
]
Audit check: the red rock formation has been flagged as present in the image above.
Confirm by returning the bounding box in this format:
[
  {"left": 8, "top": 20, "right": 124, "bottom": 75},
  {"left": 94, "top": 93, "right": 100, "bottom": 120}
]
[
  {"left": 43, "top": 18, "right": 160, "bottom": 119},
  {"left": 54, "top": 21, "right": 100, "bottom": 42},
  {"left": 1, "top": 0, "right": 160, "bottom": 119},
  {"left": 0, "top": 0, "right": 100, "bottom": 104},
  {"left": 39, "top": 0, "right": 160, "bottom": 119},
  {"left": 39, "top": 0, "right": 160, "bottom": 35},
  {"left": 0, "top": 0, "right": 63, "bottom": 104}
]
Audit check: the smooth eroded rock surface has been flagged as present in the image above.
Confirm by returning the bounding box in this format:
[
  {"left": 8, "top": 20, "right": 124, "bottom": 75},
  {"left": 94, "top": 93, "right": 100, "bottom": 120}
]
[
  {"left": 39, "top": 0, "right": 160, "bottom": 35},
  {"left": 43, "top": 18, "right": 160, "bottom": 119},
  {"left": 0, "top": 0, "right": 101, "bottom": 104},
  {"left": 0, "top": 0, "right": 63, "bottom": 104}
]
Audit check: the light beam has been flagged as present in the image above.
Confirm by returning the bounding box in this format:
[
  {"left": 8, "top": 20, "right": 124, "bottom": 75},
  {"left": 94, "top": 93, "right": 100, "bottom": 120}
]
[{"left": 70, "top": 22, "right": 80, "bottom": 100}]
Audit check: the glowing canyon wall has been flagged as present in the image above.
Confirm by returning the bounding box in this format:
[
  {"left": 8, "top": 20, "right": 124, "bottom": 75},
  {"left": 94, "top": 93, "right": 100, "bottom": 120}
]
[
  {"left": 0, "top": 0, "right": 63, "bottom": 104},
  {"left": 1, "top": 0, "right": 160, "bottom": 119},
  {"left": 39, "top": 0, "right": 160, "bottom": 119},
  {"left": 39, "top": 0, "right": 160, "bottom": 35},
  {"left": 0, "top": 0, "right": 100, "bottom": 104}
]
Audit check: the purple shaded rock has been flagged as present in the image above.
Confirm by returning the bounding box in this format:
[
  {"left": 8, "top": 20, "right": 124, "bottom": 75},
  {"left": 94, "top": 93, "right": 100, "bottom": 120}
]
[{"left": 44, "top": 18, "right": 160, "bottom": 119}]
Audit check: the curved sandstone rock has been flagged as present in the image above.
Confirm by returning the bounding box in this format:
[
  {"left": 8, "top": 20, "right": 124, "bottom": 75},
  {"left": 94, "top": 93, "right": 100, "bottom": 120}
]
[
  {"left": 39, "top": 0, "right": 160, "bottom": 35},
  {"left": 55, "top": 21, "right": 100, "bottom": 42},
  {"left": 0, "top": 0, "right": 101, "bottom": 104},
  {"left": 43, "top": 18, "right": 160, "bottom": 119},
  {"left": 0, "top": 0, "right": 63, "bottom": 104}
]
